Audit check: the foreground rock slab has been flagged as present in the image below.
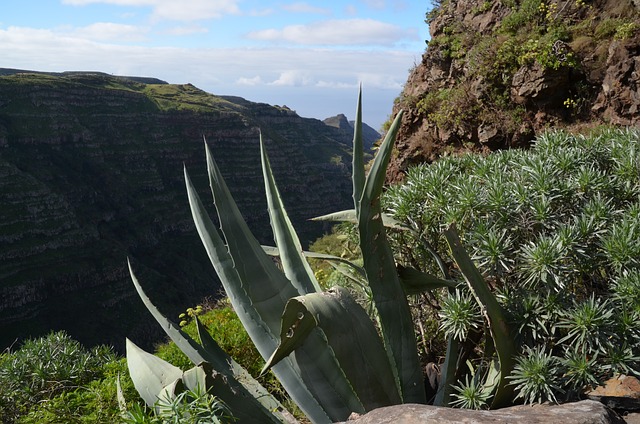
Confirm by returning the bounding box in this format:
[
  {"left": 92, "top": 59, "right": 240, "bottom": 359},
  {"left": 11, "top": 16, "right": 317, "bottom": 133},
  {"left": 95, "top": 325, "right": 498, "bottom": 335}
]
[
  {"left": 340, "top": 400, "right": 624, "bottom": 424},
  {"left": 588, "top": 375, "right": 640, "bottom": 413}
]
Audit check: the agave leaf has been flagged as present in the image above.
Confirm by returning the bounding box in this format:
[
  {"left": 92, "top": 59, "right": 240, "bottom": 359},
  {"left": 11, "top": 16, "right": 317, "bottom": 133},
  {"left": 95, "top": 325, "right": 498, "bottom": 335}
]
[
  {"left": 352, "top": 87, "right": 364, "bottom": 214},
  {"left": 128, "top": 260, "right": 287, "bottom": 419},
  {"left": 116, "top": 374, "right": 127, "bottom": 415},
  {"left": 327, "top": 262, "right": 368, "bottom": 288},
  {"left": 261, "top": 301, "right": 317, "bottom": 376},
  {"left": 182, "top": 363, "right": 209, "bottom": 392},
  {"left": 262, "top": 245, "right": 366, "bottom": 278},
  {"left": 311, "top": 209, "right": 357, "bottom": 223},
  {"left": 188, "top": 144, "right": 383, "bottom": 422},
  {"left": 444, "top": 224, "right": 515, "bottom": 408},
  {"left": 125, "top": 338, "right": 183, "bottom": 408},
  {"left": 481, "top": 360, "right": 502, "bottom": 399},
  {"left": 204, "top": 143, "right": 298, "bottom": 335},
  {"left": 356, "top": 110, "right": 426, "bottom": 403},
  {"left": 433, "top": 336, "right": 460, "bottom": 406},
  {"left": 311, "top": 209, "right": 405, "bottom": 229},
  {"left": 396, "top": 264, "right": 458, "bottom": 295},
  {"left": 179, "top": 363, "right": 292, "bottom": 424},
  {"left": 194, "top": 317, "right": 287, "bottom": 415},
  {"left": 203, "top": 143, "right": 359, "bottom": 421},
  {"left": 261, "top": 136, "right": 320, "bottom": 294},
  {"left": 263, "top": 287, "right": 402, "bottom": 411},
  {"left": 185, "top": 164, "right": 330, "bottom": 423},
  {"left": 128, "top": 259, "right": 220, "bottom": 367}
]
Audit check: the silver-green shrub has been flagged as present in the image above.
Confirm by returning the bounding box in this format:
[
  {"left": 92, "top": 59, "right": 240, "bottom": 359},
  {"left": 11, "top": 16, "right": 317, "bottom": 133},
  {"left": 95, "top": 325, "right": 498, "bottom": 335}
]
[{"left": 383, "top": 127, "right": 640, "bottom": 404}]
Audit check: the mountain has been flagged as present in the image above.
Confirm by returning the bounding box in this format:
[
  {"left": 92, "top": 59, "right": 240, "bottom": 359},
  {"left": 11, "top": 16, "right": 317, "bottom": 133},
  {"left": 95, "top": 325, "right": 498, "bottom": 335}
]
[
  {"left": 0, "top": 70, "right": 360, "bottom": 351},
  {"left": 323, "top": 113, "right": 381, "bottom": 151},
  {"left": 387, "top": 0, "right": 640, "bottom": 182}
]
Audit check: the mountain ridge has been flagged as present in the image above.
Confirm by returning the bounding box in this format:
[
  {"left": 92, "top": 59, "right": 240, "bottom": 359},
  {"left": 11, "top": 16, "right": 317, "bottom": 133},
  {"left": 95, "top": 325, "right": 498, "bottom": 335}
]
[{"left": 0, "top": 70, "right": 362, "bottom": 351}]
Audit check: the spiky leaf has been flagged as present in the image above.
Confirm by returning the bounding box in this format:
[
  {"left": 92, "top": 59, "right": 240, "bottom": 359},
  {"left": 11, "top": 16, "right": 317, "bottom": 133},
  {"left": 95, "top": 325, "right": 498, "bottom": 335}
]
[
  {"left": 444, "top": 224, "right": 515, "bottom": 408},
  {"left": 125, "top": 339, "right": 183, "bottom": 408},
  {"left": 263, "top": 287, "right": 402, "bottom": 411},
  {"left": 356, "top": 110, "right": 426, "bottom": 403},
  {"left": 261, "top": 136, "right": 320, "bottom": 294}
]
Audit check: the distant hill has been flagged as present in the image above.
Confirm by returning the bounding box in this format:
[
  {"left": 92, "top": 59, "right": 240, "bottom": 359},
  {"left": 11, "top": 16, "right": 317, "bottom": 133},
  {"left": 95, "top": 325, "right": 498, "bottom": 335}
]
[
  {"left": 0, "top": 69, "right": 360, "bottom": 352},
  {"left": 0, "top": 67, "right": 168, "bottom": 85},
  {"left": 323, "top": 113, "right": 380, "bottom": 151}
]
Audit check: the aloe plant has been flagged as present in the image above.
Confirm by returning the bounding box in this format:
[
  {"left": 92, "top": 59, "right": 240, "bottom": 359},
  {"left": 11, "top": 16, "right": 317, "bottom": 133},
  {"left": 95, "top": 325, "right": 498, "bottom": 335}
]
[{"left": 125, "top": 90, "right": 517, "bottom": 421}]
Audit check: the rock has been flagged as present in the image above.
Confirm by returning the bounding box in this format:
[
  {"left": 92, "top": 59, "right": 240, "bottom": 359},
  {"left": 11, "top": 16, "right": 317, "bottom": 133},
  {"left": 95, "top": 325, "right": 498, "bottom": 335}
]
[
  {"left": 339, "top": 400, "right": 624, "bottom": 424},
  {"left": 588, "top": 375, "right": 640, "bottom": 413},
  {"left": 592, "top": 37, "right": 640, "bottom": 125},
  {"left": 385, "top": 0, "right": 640, "bottom": 184},
  {"left": 511, "top": 62, "right": 572, "bottom": 107}
]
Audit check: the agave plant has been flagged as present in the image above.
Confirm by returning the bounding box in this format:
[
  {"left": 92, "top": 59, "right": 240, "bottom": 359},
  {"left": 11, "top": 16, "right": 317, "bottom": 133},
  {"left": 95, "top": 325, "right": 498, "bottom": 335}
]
[{"left": 123, "top": 90, "right": 515, "bottom": 422}]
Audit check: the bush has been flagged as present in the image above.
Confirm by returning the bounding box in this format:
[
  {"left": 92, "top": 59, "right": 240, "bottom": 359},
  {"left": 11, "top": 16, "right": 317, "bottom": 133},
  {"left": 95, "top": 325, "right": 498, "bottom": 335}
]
[
  {"left": 0, "top": 331, "right": 127, "bottom": 423},
  {"left": 383, "top": 127, "right": 640, "bottom": 403}
]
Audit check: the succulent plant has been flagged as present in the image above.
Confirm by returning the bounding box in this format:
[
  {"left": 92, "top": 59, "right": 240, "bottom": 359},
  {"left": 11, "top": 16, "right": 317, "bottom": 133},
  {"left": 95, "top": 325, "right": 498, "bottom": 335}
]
[{"left": 123, "top": 90, "right": 516, "bottom": 422}]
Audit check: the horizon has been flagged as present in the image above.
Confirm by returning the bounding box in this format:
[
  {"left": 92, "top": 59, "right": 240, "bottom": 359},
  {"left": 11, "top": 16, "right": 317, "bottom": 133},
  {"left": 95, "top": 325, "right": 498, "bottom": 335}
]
[{"left": 0, "top": 0, "right": 430, "bottom": 130}]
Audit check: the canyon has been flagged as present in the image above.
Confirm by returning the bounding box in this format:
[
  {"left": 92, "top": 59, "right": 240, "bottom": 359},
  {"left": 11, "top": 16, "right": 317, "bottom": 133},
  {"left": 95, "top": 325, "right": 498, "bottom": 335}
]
[{"left": 0, "top": 70, "right": 378, "bottom": 351}]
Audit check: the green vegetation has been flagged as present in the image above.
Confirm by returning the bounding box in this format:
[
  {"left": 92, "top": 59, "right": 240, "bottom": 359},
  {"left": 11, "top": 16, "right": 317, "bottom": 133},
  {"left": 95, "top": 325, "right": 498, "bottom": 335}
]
[
  {"left": 0, "top": 304, "right": 277, "bottom": 423},
  {"left": 0, "top": 331, "right": 134, "bottom": 423},
  {"left": 407, "top": 0, "right": 640, "bottom": 140},
  {"left": 123, "top": 98, "right": 426, "bottom": 422},
  {"left": 382, "top": 127, "right": 640, "bottom": 406},
  {"left": 122, "top": 91, "right": 523, "bottom": 424},
  {"left": 2, "top": 96, "right": 639, "bottom": 420}
]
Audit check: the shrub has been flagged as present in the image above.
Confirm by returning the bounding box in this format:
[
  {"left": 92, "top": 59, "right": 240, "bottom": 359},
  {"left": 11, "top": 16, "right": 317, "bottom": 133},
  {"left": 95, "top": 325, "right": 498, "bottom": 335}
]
[
  {"left": 0, "top": 331, "right": 126, "bottom": 423},
  {"left": 383, "top": 127, "right": 640, "bottom": 403}
]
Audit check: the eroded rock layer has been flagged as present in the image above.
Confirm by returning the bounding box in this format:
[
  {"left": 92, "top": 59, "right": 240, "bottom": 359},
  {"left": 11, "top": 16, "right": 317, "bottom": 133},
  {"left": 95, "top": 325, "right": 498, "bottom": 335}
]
[{"left": 0, "top": 72, "right": 355, "bottom": 351}]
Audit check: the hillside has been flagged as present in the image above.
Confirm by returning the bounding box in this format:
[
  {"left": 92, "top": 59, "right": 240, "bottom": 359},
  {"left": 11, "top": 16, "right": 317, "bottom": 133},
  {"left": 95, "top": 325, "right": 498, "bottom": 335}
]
[
  {"left": 0, "top": 70, "right": 359, "bottom": 351},
  {"left": 388, "top": 0, "right": 640, "bottom": 182}
]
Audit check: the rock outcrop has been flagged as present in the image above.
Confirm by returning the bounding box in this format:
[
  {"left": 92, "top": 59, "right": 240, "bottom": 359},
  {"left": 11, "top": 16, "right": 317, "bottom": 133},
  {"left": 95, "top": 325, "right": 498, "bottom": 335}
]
[
  {"left": 387, "top": 0, "right": 640, "bottom": 182},
  {"left": 341, "top": 400, "right": 624, "bottom": 424},
  {"left": 0, "top": 71, "right": 357, "bottom": 351},
  {"left": 323, "top": 113, "right": 380, "bottom": 151}
]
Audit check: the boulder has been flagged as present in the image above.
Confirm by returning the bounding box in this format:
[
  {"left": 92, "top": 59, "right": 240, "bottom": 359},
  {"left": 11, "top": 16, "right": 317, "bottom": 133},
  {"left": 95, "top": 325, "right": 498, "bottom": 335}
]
[
  {"left": 511, "top": 62, "right": 572, "bottom": 107},
  {"left": 588, "top": 375, "right": 640, "bottom": 413},
  {"left": 340, "top": 400, "right": 624, "bottom": 424},
  {"left": 592, "top": 37, "right": 640, "bottom": 125}
]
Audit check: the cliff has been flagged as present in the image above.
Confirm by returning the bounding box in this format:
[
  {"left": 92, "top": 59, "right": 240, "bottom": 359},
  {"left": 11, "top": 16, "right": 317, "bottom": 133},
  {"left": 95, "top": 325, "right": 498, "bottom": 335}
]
[
  {"left": 388, "top": 0, "right": 640, "bottom": 182},
  {"left": 323, "top": 113, "right": 381, "bottom": 151},
  {"left": 0, "top": 71, "right": 357, "bottom": 351}
]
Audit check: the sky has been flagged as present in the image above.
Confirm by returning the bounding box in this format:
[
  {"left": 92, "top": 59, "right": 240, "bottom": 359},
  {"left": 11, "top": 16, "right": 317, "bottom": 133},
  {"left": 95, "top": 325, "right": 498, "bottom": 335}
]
[{"left": 0, "top": 1, "right": 429, "bottom": 130}]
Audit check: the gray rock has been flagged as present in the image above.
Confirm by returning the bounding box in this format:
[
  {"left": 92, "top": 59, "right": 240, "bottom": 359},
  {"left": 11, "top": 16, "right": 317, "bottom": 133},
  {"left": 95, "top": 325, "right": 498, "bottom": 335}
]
[{"left": 339, "top": 400, "right": 624, "bottom": 424}]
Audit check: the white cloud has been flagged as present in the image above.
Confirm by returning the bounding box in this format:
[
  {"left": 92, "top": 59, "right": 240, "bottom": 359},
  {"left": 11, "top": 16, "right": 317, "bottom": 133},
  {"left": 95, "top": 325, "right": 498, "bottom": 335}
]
[
  {"left": 61, "top": 0, "right": 241, "bottom": 21},
  {"left": 247, "top": 8, "right": 275, "bottom": 17},
  {"left": 282, "top": 3, "right": 332, "bottom": 15},
  {"left": 269, "top": 70, "right": 313, "bottom": 86},
  {"left": 0, "top": 26, "right": 416, "bottom": 127},
  {"left": 344, "top": 5, "right": 358, "bottom": 16},
  {"left": 70, "top": 22, "right": 149, "bottom": 42},
  {"left": 236, "top": 75, "right": 263, "bottom": 86},
  {"left": 356, "top": 72, "right": 403, "bottom": 90},
  {"left": 165, "top": 25, "right": 209, "bottom": 36},
  {"left": 361, "top": 0, "right": 385, "bottom": 9},
  {"left": 246, "top": 18, "right": 417, "bottom": 46},
  {"left": 316, "top": 80, "right": 355, "bottom": 89}
]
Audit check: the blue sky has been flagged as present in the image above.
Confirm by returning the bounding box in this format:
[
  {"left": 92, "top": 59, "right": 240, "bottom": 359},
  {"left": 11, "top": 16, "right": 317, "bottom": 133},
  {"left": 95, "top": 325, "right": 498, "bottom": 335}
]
[{"left": 1, "top": 1, "right": 429, "bottom": 129}]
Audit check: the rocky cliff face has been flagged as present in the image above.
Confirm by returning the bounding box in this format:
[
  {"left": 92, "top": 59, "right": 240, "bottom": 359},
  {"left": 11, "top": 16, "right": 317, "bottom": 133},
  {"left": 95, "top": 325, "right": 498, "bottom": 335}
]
[
  {"left": 323, "top": 113, "right": 381, "bottom": 151},
  {"left": 388, "top": 0, "right": 640, "bottom": 182},
  {"left": 0, "top": 71, "right": 356, "bottom": 351}
]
